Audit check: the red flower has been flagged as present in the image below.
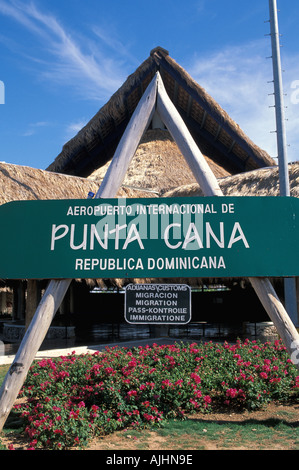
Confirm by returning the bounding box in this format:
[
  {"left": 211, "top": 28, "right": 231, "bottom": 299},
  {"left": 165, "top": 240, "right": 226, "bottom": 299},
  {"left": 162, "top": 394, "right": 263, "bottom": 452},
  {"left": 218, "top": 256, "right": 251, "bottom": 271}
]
[
  {"left": 190, "top": 373, "right": 201, "bottom": 384},
  {"left": 260, "top": 372, "right": 268, "bottom": 379}
]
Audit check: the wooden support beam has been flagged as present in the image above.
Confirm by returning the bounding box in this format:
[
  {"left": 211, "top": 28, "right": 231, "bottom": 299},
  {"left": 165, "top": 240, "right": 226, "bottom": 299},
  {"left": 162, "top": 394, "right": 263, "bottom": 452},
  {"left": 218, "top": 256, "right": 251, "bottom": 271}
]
[
  {"left": 95, "top": 74, "right": 158, "bottom": 199},
  {"left": 25, "top": 280, "right": 39, "bottom": 331},
  {"left": 228, "top": 140, "right": 236, "bottom": 153},
  {"left": 156, "top": 75, "right": 222, "bottom": 198},
  {"left": 17, "top": 281, "right": 26, "bottom": 322},
  {"left": 155, "top": 72, "right": 299, "bottom": 367},
  {"left": 186, "top": 95, "right": 192, "bottom": 117},
  {"left": 249, "top": 277, "right": 299, "bottom": 354},
  {"left": 0, "top": 288, "right": 7, "bottom": 314},
  {"left": 0, "top": 278, "right": 71, "bottom": 431},
  {"left": 214, "top": 124, "right": 222, "bottom": 141},
  {"left": 200, "top": 110, "right": 207, "bottom": 129}
]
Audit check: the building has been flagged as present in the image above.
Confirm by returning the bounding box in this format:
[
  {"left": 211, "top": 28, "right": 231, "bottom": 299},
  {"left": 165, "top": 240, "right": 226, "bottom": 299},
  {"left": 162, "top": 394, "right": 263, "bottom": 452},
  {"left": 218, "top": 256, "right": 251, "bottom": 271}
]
[{"left": 2, "top": 47, "right": 296, "bottom": 346}]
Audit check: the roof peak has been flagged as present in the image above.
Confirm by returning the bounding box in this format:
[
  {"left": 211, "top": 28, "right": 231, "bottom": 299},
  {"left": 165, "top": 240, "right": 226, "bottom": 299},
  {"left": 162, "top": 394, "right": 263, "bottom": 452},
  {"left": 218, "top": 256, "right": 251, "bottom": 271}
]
[{"left": 150, "top": 46, "right": 169, "bottom": 57}]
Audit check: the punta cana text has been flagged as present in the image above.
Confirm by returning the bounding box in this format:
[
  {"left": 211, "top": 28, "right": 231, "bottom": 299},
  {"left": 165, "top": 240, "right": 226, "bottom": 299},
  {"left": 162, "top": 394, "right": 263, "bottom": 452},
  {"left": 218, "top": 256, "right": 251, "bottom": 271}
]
[{"left": 50, "top": 221, "right": 249, "bottom": 251}]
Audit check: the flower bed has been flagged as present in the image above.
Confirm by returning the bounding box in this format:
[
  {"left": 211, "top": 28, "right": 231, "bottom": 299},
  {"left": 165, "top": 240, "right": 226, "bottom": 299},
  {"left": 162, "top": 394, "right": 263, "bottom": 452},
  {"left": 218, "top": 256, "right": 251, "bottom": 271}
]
[{"left": 13, "top": 339, "right": 299, "bottom": 450}]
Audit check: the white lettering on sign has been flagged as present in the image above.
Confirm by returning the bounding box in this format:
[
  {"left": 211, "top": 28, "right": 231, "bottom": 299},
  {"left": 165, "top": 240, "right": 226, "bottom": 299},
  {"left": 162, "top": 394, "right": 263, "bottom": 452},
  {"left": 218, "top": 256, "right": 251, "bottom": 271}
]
[
  {"left": 164, "top": 222, "right": 249, "bottom": 250},
  {"left": 51, "top": 223, "right": 144, "bottom": 251},
  {"left": 127, "top": 284, "right": 188, "bottom": 291},
  {"left": 124, "top": 283, "right": 191, "bottom": 325},
  {"left": 75, "top": 257, "right": 144, "bottom": 271},
  {"left": 74, "top": 256, "right": 226, "bottom": 272},
  {"left": 147, "top": 256, "right": 226, "bottom": 270},
  {"left": 227, "top": 222, "right": 249, "bottom": 248},
  {"left": 66, "top": 202, "right": 231, "bottom": 216}
]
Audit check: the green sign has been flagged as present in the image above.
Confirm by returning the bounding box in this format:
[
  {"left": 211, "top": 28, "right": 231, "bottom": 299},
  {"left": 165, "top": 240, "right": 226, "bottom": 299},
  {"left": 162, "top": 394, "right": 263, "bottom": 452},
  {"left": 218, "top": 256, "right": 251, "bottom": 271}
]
[
  {"left": 124, "top": 284, "right": 191, "bottom": 324},
  {"left": 0, "top": 196, "right": 298, "bottom": 279}
]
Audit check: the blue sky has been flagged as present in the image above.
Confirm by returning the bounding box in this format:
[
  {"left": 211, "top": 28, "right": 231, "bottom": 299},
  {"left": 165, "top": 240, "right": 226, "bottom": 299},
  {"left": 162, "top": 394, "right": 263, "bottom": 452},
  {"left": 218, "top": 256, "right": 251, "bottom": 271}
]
[{"left": 0, "top": 0, "right": 298, "bottom": 170}]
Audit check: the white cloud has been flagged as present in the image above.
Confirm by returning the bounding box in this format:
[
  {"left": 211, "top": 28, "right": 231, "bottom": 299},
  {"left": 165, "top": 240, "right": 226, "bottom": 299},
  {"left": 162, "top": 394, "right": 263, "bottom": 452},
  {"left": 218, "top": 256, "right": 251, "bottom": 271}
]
[
  {"left": 92, "top": 25, "right": 139, "bottom": 66},
  {"left": 22, "top": 121, "right": 53, "bottom": 137},
  {"left": 0, "top": 0, "right": 132, "bottom": 101},
  {"left": 195, "top": 0, "right": 206, "bottom": 14},
  {"left": 186, "top": 40, "right": 299, "bottom": 163},
  {"left": 281, "top": 55, "right": 299, "bottom": 163}
]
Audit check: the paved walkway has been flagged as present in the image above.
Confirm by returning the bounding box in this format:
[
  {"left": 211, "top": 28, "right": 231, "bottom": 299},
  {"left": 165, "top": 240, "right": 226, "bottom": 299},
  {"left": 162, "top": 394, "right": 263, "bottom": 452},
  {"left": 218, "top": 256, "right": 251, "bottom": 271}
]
[{"left": 0, "top": 337, "right": 183, "bottom": 365}]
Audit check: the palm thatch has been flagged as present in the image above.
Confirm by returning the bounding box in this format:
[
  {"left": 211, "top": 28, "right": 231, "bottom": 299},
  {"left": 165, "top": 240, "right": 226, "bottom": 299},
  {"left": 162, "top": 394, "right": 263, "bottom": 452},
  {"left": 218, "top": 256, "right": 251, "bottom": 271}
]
[
  {"left": 158, "top": 50, "right": 274, "bottom": 170},
  {"left": 46, "top": 47, "right": 275, "bottom": 180},
  {"left": 0, "top": 162, "right": 154, "bottom": 206},
  {"left": 47, "top": 55, "right": 157, "bottom": 177},
  {"left": 88, "top": 129, "right": 231, "bottom": 195},
  {"left": 163, "top": 162, "right": 299, "bottom": 198}
]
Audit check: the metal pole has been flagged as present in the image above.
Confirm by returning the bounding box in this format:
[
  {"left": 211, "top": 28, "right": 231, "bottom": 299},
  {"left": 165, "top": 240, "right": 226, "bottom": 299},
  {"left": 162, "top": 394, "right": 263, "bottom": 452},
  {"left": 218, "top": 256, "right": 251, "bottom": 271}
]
[{"left": 269, "top": 0, "right": 298, "bottom": 326}]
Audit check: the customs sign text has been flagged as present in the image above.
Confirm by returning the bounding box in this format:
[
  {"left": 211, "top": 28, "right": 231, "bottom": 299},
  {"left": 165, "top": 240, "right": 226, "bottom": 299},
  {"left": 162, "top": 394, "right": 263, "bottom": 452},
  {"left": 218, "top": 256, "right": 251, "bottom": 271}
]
[{"left": 125, "top": 284, "right": 191, "bottom": 325}]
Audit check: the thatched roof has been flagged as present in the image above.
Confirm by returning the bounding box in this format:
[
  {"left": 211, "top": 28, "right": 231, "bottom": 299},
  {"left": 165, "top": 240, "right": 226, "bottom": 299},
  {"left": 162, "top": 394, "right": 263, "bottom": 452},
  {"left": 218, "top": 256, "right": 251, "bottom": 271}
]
[
  {"left": 47, "top": 47, "right": 275, "bottom": 180},
  {"left": 0, "top": 162, "right": 154, "bottom": 206},
  {"left": 88, "top": 129, "right": 231, "bottom": 195},
  {"left": 163, "top": 162, "right": 299, "bottom": 198}
]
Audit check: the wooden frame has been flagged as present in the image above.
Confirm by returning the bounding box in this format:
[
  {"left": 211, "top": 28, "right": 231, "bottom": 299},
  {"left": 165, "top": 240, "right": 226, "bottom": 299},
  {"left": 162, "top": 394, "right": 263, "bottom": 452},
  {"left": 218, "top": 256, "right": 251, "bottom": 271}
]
[{"left": 1, "top": 72, "right": 298, "bottom": 432}]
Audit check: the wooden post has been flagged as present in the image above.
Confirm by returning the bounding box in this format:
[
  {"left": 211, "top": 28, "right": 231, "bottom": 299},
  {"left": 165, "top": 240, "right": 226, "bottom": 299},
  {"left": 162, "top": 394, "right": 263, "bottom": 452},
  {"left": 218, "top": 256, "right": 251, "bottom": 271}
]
[
  {"left": 0, "top": 288, "right": 6, "bottom": 314},
  {"left": 25, "top": 280, "right": 39, "bottom": 330},
  {"left": 0, "top": 73, "right": 159, "bottom": 432},
  {"left": 156, "top": 80, "right": 222, "bottom": 197},
  {"left": 17, "top": 281, "right": 26, "bottom": 322},
  {"left": 0, "top": 279, "right": 71, "bottom": 431},
  {"left": 155, "top": 72, "right": 299, "bottom": 367},
  {"left": 95, "top": 74, "right": 158, "bottom": 199},
  {"left": 249, "top": 278, "right": 299, "bottom": 353}
]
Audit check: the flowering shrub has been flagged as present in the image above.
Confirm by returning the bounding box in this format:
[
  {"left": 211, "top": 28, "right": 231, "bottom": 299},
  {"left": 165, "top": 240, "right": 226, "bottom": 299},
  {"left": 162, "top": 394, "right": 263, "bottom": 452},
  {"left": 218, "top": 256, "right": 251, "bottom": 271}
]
[{"left": 13, "top": 339, "right": 299, "bottom": 450}]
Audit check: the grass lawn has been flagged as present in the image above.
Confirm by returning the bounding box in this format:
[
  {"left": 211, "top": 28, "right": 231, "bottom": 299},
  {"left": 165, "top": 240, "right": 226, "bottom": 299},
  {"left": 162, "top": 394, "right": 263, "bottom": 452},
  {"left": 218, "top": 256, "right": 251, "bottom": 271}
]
[{"left": 85, "top": 404, "right": 299, "bottom": 451}]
